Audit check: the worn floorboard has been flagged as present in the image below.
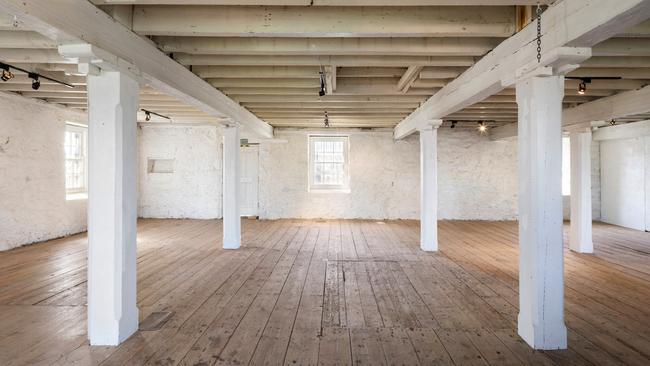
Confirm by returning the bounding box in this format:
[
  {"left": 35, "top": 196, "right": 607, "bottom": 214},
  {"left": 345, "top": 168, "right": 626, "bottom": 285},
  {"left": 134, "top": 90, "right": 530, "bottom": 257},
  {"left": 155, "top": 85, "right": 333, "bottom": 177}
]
[{"left": 0, "top": 219, "right": 648, "bottom": 366}]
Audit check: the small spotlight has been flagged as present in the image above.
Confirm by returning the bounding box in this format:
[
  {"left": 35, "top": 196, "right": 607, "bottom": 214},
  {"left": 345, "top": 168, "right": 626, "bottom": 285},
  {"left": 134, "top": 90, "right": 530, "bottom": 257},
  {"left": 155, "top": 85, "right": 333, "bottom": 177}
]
[
  {"left": 145, "top": 111, "right": 151, "bottom": 121},
  {"left": 0, "top": 63, "right": 14, "bottom": 81},
  {"left": 609, "top": 119, "right": 616, "bottom": 126},
  {"left": 324, "top": 111, "right": 330, "bottom": 128},
  {"left": 477, "top": 121, "right": 487, "bottom": 133},
  {"left": 578, "top": 81, "right": 587, "bottom": 95},
  {"left": 450, "top": 121, "right": 457, "bottom": 129}
]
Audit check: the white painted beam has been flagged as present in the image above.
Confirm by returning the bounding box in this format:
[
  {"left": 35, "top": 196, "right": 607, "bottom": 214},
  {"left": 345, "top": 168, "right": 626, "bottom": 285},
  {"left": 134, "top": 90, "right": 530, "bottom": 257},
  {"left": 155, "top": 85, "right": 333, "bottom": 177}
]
[
  {"left": 0, "top": 30, "right": 57, "bottom": 48},
  {"left": 394, "top": 0, "right": 650, "bottom": 140},
  {"left": 569, "top": 129, "right": 594, "bottom": 253},
  {"left": 222, "top": 124, "right": 241, "bottom": 249},
  {"left": 563, "top": 85, "right": 650, "bottom": 128},
  {"left": 173, "top": 54, "right": 477, "bottom": 67},
  {"left": 492, "top": 84, "right": 650, "bottom": 139},
  {"left": 516, "top": 75, "right": 567, "bottom": 350},
  {"left": 0, "top": 48, "right": 74, "bottom": 64},
  {"left": 397, "top": 66, "right": 423, "bottom": 93},
  {"left": 156, "top": 37, "right": 502, "bottom": 56},
  {"left": 419, "top": 119, "right": 442, "bottom": 252},
  {"left": 593, "top": 119, "right": 650, "bottom": 140},
  {"left": 0, "top": 0, "right": 273, "bottom": 138},
  {"left": 86, "top": 70, "right": 139, "bottom": 346},
  {"left": 133, "top": 5, "right": 516, "bottom": 37}
]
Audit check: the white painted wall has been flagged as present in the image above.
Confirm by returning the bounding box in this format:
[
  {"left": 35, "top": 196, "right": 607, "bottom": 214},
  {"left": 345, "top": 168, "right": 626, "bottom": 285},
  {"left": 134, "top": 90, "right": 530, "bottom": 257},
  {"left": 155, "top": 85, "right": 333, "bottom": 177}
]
[
  {"left": 258, "top": 128, "right": 519, "bottom": 220},
  {"left": 600, "top": 136, "right": 648, "bottom": 231},
  {"left": 562, "top": 141, "right": 601, "bottom": 221},
  {"left": 138, "top": 124, "right": 222, "bottom": 219},
  {"left": 0, "top": 92, "right": 87, "bottom": 251}
]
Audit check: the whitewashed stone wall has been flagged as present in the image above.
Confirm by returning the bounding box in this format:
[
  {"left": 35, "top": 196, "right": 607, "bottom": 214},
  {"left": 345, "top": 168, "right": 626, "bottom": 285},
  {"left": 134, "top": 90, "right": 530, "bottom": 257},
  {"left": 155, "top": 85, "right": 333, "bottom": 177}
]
[
  {"left": 258, "top": 128, "right": 520, "bottom": 220},
  {"left": 138, "top": 125, "right": 222, "bottom": 219},
  {"left": 258, "top": 130, "right": 420, "bottom": 219},
  {"left": 0, "top": 92, "right": 87, "bottom": 251}
]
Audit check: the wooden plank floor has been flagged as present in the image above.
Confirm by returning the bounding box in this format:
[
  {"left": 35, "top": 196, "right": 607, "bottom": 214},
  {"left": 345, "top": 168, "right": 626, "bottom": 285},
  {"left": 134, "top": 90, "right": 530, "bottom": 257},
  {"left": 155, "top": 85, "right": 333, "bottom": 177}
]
[{"left": 0, "top": 219, "right": 648, "bottom": 366}]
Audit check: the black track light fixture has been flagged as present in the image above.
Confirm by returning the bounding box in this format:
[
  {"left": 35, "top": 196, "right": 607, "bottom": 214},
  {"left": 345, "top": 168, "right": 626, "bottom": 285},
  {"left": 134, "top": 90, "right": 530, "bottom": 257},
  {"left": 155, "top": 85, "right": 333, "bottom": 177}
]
[
  {"left": 324, "top": 110, "right": 330, "bottom": 128},
  {"left": 0, "top": 62, "right": 73, "bottom": 88},
  {"left": 28, "top": 73, "right": 40, "bottom": 90},
  {"left": 318, "top": 71, "right": 326, "bottom": 97},
  {"left": 450, "top": 121, "right": 457, "bottom": 129},
  {"left": 566, "top": 76, "right": 620, "bottom": 96},
  {"left": 140, "top": 109, "right": 171, "bottom": 122}
]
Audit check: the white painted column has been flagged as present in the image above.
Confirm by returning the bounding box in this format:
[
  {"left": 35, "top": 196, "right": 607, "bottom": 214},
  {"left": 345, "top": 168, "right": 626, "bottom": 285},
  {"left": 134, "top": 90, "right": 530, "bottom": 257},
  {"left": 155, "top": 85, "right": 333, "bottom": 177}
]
[
  {"left": 86, "top": 70, "right": 139, "bottom": 346},
  {"left": 222, "top": 123, "right": 241, "bottom": 249},
  {"left": 516, "top": 75, "right": 567, "bottom": 350},
  {"left": 569, "top": 129, "right": 594, "bottom": 253},
  {"left": 419, "top": 119, "right": 443, "bottom": 252}
]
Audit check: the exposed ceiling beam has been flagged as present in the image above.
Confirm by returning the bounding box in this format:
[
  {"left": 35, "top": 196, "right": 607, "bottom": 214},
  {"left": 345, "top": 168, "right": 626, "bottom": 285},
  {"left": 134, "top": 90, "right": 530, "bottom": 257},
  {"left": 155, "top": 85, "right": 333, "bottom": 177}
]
[
  {"left": 231, "top": 94, "right": 428, "bottom": 103},
  {"left": 568, "top": 67, "right": 650, "bottom": 79},
  {"left": 490, "top": 85, "right": 650, "bottom": 139},
  {"left": 0, "top": 0, "right": 274, "bottom": 138},
  {"left": 194, "top": 66, "right": 320, "bottom": 79},
  {"left": 209, "top": 78, "right": 319, "bottom": 88},
  {"left": 581, "top": 56, "right": 650, "bottom": 67},
  {"left": 0, "top": 30, "right": 57, "bottom": 48},
  {"left": 592, "top": 37, "right": 650, "bottom": 56},
  {"left": 132, "top": 6, "right": 516, "bottom": 38},
  {"left": 155, "top": 36, "right": 503, "bottom": 56},
  {"left": 0, "top": 48, "right": 74, "bottom": 63},
  {"left": 394, "top": 0, "right": 650, "bottom": 139},
  {"left": 397, "top": 66, "right": 423, "bottom": 93},
  {"left": 173, "top": 54, "right": 477, "bottom": 67}
]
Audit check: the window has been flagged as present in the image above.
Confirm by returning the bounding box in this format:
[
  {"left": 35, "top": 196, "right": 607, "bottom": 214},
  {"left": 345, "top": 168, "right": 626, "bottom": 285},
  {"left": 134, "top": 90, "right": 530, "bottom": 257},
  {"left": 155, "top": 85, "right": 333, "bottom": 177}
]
[
  {"left": 65, "top": 124, "right": 87, "bottom": 197},
  {"left": 562, "top": 137, "right": 571, "bottom": 196},
  {"left": 309, "top": 135, "right": 349, "bottom": 192}
]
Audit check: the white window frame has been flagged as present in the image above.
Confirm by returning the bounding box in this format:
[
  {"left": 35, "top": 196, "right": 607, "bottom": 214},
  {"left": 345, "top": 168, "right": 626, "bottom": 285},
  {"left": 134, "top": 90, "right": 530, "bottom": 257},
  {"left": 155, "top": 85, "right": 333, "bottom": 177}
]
[
  {"left": 65, "top": 123, "right": 88, "bottom": 198},
  {"left": 308, "top": 135, "right": 350, "bottom": 193}
]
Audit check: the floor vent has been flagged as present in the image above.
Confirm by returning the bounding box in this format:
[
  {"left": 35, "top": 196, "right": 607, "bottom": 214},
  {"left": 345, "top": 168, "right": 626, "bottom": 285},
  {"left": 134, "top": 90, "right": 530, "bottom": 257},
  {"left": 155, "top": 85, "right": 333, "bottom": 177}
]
[{"left": 139, "top": 311, "right": 174, "bottom": 331}]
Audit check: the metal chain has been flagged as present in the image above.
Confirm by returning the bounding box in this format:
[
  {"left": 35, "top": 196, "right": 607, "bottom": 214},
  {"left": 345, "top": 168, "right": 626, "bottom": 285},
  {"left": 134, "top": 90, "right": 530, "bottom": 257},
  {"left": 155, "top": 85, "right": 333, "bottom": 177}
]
[{"left": 536, "top": 3, "right": 542, "bottom": 63}]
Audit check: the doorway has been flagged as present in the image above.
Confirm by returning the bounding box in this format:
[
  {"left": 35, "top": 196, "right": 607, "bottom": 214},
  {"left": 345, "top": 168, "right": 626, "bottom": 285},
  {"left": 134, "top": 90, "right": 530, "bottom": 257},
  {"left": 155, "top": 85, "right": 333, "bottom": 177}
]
[{"left": 240, "top": 145, "right": 259, "bottom": 217}]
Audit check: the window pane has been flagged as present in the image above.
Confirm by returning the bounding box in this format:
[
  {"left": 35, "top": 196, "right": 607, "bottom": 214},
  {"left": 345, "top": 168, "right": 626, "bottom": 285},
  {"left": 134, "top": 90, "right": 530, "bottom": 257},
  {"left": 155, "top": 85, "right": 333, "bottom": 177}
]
[
  {"left": 310, "top": 136, "right": 348, "bottom": 190},
  {"left": 65, "top": 126, "right": 87, "bottom": 193}
]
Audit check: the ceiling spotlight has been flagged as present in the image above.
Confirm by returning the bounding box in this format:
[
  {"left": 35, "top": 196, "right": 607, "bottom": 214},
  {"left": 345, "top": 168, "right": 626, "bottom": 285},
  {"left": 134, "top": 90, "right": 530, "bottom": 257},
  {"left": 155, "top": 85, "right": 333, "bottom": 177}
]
[
  {"left": 609, "top": 119, "right": 616, "bottom": 126},
  {"left": 578, "top": 81, "right": 587, "bottom": 95},
  {"left": 0, "top": 63, "right": 14, "bottom": 82},
  {"left": 324, "top": 110, "right": 330, "bottom": 128},
  {"left": 28, "top": 73, "right": 40, "bottom": 90},
  {"left": 145, "top": 111, "right": 151, "bottom": 121},
  {"left": 477, "top": 121, "right": 487, "bottom": 133},
  {"left": 450, "top": 121, "right": 457, "bottom": 129}
]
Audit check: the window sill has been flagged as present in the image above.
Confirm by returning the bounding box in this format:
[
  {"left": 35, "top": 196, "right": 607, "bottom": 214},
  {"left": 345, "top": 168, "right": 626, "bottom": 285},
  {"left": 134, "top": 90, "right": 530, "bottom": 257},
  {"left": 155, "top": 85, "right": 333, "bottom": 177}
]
[{"left": 66, "top": 192, "right": 88, "bottom": 201}]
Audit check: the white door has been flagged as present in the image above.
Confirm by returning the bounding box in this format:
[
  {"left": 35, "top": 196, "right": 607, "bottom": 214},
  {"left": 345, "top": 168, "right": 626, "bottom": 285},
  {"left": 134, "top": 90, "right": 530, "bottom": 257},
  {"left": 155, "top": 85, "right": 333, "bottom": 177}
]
[{"left": 240, "top": 145, "right": 259, "bottom": 217}]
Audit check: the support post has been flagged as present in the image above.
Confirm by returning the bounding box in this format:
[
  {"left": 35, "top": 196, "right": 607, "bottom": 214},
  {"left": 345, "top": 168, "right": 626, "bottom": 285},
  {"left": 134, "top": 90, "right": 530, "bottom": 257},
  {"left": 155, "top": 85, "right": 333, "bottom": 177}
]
[
  {"left": 86, "top": 70, "right": 139, "bottom": 346},
  {"left": 569, "top": 129, "right": 594, "bottom": 253},
  {"left": 516, "top": 75, "right": 567, "bottom": 350},
  {"left": 419, "top": 119, "right": 443, "bottom": 252},
  {"left": 223, "top": 123, "right": 241, "bottom": 249}
]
